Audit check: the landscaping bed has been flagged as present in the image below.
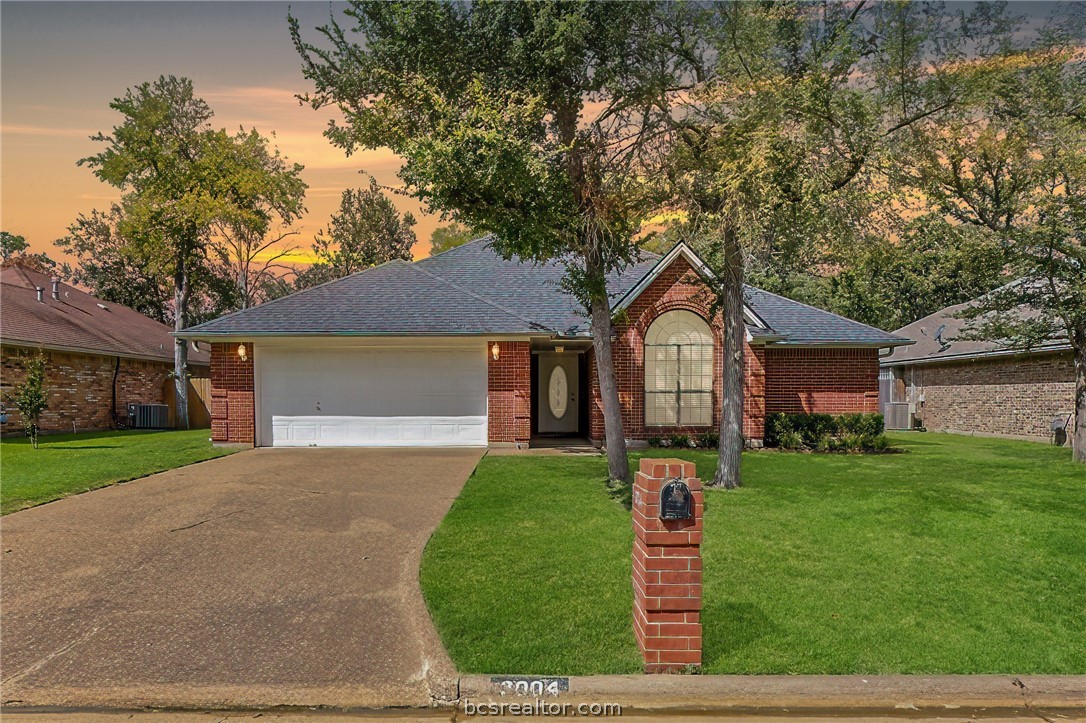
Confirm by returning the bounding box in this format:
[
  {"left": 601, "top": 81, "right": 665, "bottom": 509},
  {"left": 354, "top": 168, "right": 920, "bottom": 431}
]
[
  {"left": 421, "top": 433, "right": 1086, "bottom": 675},
  {"left": 0, "top": 429, "right": 236, "bottom": 514}
]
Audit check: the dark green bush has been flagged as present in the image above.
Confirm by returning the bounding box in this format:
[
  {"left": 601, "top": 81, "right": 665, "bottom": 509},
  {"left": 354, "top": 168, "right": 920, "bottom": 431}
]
[
  {"left": 764, "top": 413, "right": 887, "bottom": 452},
  {"left": 697, "top": 430, "right": 720, "bottom": 448},
  {"left": 668, "top": 433, "right": 691, "bottom": 448}
]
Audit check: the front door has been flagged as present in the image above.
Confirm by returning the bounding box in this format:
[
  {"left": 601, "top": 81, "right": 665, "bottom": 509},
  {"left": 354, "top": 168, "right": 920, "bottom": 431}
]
[{"left": 537, "top": 353, "right": 579, "bottom": 434}]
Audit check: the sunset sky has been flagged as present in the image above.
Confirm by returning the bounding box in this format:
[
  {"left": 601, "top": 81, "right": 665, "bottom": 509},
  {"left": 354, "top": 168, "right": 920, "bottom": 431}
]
[
  {"left": 1, "top": 1, "right": 444, "bottom": 265},
  {"left": 0, "top": 1, "right": 1061, "bottom": 268}
]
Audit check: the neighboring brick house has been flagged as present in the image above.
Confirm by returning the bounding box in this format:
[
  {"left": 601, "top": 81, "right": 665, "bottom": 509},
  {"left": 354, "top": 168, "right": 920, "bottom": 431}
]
[
  {"left": 882, "top": 298, "right": 1075, "bottom": 445},
  {"left": 178, "top": 239, "right": 909, "bottom": 448},
  {"left": 0, "top": 261, "right": 210, "bottom": 436}
]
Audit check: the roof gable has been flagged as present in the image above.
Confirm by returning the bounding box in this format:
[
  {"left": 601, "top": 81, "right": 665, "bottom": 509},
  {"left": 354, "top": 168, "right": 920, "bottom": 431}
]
[{"left": 611, "top": 242, "right": 770, "bottom": 332}]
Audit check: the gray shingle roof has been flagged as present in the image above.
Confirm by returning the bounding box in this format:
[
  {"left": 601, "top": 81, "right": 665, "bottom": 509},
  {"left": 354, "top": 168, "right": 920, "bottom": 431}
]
[
  {"left": 744, "top": 287, "right": 908, "bottom": 345},
  {"left": 180, "top": 237, "right": 910, "bottom": 347},
  {"left": 884, "top": 294, "right": 1069, "bottom": 366}
]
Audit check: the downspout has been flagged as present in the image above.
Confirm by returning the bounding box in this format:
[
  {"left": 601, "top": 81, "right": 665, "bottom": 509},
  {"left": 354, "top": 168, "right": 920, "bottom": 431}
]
[{"left": 111, "top": 356, "right": 121, "bottom": 429}]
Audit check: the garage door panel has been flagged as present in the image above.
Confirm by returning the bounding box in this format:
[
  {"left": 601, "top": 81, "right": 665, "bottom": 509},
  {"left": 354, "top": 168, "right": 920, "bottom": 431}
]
[{"left": 259, "top": 346, "right": 487, "bottom": 447}]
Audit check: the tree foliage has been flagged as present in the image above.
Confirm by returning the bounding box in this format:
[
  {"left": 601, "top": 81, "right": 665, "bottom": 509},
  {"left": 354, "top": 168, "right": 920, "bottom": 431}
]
[
  {"left": 56, "top": 204, "right": 235, "bottom": 324},
  {"left": 292, "top": 0, "right": 681, "bottom": 483},
  {"left": 72, "top": 75, "right": 307, "bottom": 425},
  {"left": 1, "top": 231, "right": 57, "bottom": 270},
  {"left": 901, "top": 13, "right": 1086, "bottom": 461},
  {"left": 1, "top": 231, "right": 29, "bottom": 259},
  {"left": 659, "top": 0, "right": 1024, "bottom": 486},
  {"left": 754, "top": 215, "right": 1009, "bottom": 332},
  {"left": 296, "top": 180, "right": 416, "bottom": 288},
  {"left": 428, "top": 223, "right": 476, "bottom": 257}
]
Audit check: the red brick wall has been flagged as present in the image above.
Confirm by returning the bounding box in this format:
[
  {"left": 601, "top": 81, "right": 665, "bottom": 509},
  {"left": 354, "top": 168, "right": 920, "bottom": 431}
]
[
  {"left": 765, "top": 347, "right": 880, "bottom": 415},
  {"left": 587, "top": 257, "right": 767, "bottom": 443},
  {"left": 908, "top": 351, "right": 1075, "bottom": 440},
  {"left": 487, "top": 341, "right": 531, "bottom": 445},
  {"left": 1, "top": 345, "right": 203, "bottom": 436},
  {"left": 210, "top": 343, "right": 254, "bottom": 444}
]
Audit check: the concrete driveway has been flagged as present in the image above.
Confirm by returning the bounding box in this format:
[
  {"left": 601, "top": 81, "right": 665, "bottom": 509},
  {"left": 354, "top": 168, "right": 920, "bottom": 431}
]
[{"left": 0, "top": 447, "right": 483, "bottom": 710}]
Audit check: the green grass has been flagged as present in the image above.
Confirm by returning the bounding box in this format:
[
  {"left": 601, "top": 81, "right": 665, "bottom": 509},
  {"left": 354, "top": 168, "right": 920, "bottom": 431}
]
[
  {"left": 0, "top": 429, "right": 236, "bottom": 515},
  {"left": 420, "top": 433, "right": 1086, "bottom": 675}
]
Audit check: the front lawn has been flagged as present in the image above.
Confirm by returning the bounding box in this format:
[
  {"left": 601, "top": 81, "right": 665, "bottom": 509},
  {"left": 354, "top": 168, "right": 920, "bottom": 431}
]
[
  {"left": 421, "top": 433, "right": 1086, "bottom": 675},
  {"left": 0, "top": 429, "right": 236, "bottom": 514}
]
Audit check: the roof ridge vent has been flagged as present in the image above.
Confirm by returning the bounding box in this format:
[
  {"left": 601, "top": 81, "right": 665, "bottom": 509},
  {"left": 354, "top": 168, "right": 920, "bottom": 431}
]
[
  {"left": 51, "top": 276, "right": 60, "bottom": 300},
  {"left": 36, "top": 286, "right": 44, "bottom": 303}
]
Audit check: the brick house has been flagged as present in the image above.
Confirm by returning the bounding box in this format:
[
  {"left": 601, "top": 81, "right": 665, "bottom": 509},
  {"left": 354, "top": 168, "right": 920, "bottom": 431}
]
[
  {"left": 882, "top": 298, "right": 1075, "bottom": 445},
  {"left": 179, "top": 240, "right": 910, "bottom": 448},
  {"left": 0, "top": 261, "right": 210, "bottom": 436}
]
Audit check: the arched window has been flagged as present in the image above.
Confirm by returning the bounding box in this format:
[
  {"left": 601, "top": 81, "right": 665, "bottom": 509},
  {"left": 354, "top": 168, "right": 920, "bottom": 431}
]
[{"left": 644, "top": 310, "right": 714, "bottom": 427}]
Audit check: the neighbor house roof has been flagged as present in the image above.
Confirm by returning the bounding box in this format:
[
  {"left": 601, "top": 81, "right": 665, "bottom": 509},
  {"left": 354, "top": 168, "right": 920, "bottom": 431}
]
[
  {"left": 1, "top": 262, "right": 209, "bottom": 365},
  {"left": 883, "top": 294, "right": 1070, "bottom": 366},
  {"left": 179, "top": 238, "right": 910, "bottom": 348}
]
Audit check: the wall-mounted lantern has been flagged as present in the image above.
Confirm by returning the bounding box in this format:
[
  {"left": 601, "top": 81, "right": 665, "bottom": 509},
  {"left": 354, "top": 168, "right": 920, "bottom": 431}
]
[
  {"left": 237, "top": 343, "right": 248, "bottom": 361},
  {"left": 491, "top": 342, "right": 500, "bottom": 361}
]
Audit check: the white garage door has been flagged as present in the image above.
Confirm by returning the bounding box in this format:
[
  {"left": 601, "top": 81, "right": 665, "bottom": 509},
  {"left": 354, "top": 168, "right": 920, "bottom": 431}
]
[{"left": 257, "top": 344, "right": 488, "bottom": 447}]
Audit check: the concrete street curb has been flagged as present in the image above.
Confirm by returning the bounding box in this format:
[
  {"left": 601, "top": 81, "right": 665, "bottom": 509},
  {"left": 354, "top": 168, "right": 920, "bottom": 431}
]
[{"left": 458, "top": 674, "right": 1086, "bottom": 717}]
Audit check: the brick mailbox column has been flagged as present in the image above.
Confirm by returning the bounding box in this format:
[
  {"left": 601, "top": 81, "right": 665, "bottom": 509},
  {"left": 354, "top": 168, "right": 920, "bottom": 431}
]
[{"left": 632, "top": 458, "right": 703, "bottom": 673}]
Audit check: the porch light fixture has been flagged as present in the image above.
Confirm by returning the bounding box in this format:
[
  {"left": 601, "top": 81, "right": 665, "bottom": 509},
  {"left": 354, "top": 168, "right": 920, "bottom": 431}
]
[
  {"left": 491, "top": 342, "right": 500, "bottom": 361},
  {"left": 237, "top": 343, "right": 248, "bottom": 361},
  {"left": 554, "top": 345, "right": 565, "bottom": 354}
]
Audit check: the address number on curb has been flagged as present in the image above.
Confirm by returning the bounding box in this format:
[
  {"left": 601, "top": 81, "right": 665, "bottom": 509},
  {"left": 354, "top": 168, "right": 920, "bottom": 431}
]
[{"left": 490, "top": 676, "right": 570, "bottom": 697}]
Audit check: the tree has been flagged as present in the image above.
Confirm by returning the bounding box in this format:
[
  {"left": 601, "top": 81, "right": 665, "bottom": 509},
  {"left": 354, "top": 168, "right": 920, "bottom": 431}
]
[
  {"left": 77, "top": 76, "right": 306, "bottom": 426},
  {"left": 212, "top": 224, "right": 300, "bottom": 309},
  {"left": 9, "top": 354, "right": 48, "bottom": 449},
  {"left": 823, "top": 216, "right": 1008, "bottom": 330},
  {"left": 56, "top": 205, "right": 176, "bottom": 324},
  {"left": 428, "top": 223, "right": 476, "bottom": 256},
  {"left": 292, "top": 1, "right": 678, "bottom": 484},
  {"left": 905, "top": 19, "right": 1086, "bottom": 462},
  {"left": 2, "top": 231, "right": 57, "bottom": 270},
  {"left": 1, "top": 231, "right": 29, "bottom": 259},
  {"left": 296, "top": 180, "right": 416, "bottom": 288},
  {"left": 662, "top": 1, "right": 1002, "bottom": 488}
]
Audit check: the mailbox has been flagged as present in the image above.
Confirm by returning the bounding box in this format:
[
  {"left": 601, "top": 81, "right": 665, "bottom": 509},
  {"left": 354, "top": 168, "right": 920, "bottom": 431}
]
[{"left": 659, "top": 478, "right": 693, "bottom": 520}]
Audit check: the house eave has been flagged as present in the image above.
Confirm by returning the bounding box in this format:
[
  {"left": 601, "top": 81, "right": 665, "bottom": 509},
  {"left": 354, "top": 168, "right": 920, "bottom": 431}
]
[
  {"left": 881, "top": 342, "right": 1072, "bottom": 367},
  {"left": 173, "top": 330, "right": 538, "bottom": 342},
  {"left": 768, "top": 339, "right": 914, "bottom": 349},
  {"left": 0, "top": 338, "right": 208, "bottom": 366}
]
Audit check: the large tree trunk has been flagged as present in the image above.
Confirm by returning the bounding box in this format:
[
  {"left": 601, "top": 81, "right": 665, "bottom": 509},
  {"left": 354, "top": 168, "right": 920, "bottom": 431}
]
[
  {"left": 1073, "top": 328, "right": 1085, "bottom": 463},
  {"left": 590, "top": 294, "right": 630, "bottom": 485},
  {"left": 712, "top": 228, "right": 745, "bottom": 489},
  {"left": 173, "top": 255, "right": 190, "bottom": 431},
  {"left": 591, "top": 295, "right": 630, "bottom": 484}
]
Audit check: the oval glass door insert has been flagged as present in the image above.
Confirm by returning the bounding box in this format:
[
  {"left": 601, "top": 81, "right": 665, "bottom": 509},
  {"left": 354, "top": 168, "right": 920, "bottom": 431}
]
[{"left": 548, "top": 365, "right": 568, "bottom": 419}]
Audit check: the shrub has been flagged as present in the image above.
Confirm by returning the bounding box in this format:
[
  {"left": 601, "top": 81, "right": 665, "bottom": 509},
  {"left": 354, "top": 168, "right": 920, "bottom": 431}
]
[
  {"left": 837, "top": 432, "right": 866, "bottom": 452},
  {"left": 870, "top": 433, "right": 891, "bottom": 452},
  {"left": 647, "top": 436, "right": 663, "bottom": 447},
  {"left": 7, "top": 354, "right": 48, "bottom": 449},
  {"left": 697, "top": 430, "right": 719, "bottom": 448},
  {"left": 764, "top": 412, "right": 889, "bottom": 453},
  {"left": 779, "top": 429, "right": 805, "bottom": 450},
  {"left": 668, "top": 433, "right": 690, "bottom": 449}
]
